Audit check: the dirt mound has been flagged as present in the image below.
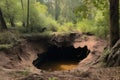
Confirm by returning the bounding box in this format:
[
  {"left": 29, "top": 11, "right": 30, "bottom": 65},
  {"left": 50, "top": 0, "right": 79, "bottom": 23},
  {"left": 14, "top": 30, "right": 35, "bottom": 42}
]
[
  {"left": 74, "top": 35, "right": 107, "bottom": 70},
  {"left": 0, "top": 33, "right": 108, "bottom": 80}
]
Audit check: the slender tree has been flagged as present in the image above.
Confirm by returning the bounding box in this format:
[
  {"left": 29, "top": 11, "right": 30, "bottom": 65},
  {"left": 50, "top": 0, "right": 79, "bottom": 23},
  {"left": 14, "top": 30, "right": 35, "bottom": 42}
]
[
  {"left": 55, "top": 0, "right": 60, "bottom": 20},
  {"left": 26, "top": 0, "right": 30, "bottom": 29},
  {"left": 5, "top": 0, "right": 15, "bottom": 27},
  {"left": 109, "top": 0, "right": 119, "bottom": 48},
  {"left": 21, "top": 0, "right": 24, "bottom": 9},
  {"left": 21, "top": 0, "right": 25, "bottom": 27},
  {"left": 0, "top": 8, "right": 7, "bottom": 29}
]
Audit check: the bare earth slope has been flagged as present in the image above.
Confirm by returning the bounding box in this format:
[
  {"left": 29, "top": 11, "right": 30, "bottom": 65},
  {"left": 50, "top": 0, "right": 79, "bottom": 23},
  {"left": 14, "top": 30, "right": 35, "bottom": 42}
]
[{"left": 0, "top": 33, "right": 120, "bottom": 80}]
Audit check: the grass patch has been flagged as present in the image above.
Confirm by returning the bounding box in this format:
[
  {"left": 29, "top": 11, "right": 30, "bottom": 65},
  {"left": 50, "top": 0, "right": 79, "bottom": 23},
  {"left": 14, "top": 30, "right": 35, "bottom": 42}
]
[
  {"left": 15, "top": 70, "right": 30, "bottom": 76},
  {"left": 0, "top": 44, "right": 13, "bottom": 50},
  {"left": 0, "top": 31, "right": 20, "bottom": 44},
  {"left": 8, "top": 70, "right": 31, "bottom": 78},
  {"left": 48, "top": 77, "right": 57, "bottom": 80},
  {"left": 0, "top": 30, "right": 21, "bottom": 50}
]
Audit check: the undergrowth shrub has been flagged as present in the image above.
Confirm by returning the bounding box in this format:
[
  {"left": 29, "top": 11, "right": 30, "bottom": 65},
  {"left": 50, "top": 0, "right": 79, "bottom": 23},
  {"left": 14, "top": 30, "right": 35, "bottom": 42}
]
[
  {"left": 93, "top": 26, "right": 108, "bottom": 38},
  {"left": 0, "top": 44, "right": 13, "bottom": 50},
  {"left": 0, "top": 31, "right": 20, "bottom": 44},
  {"left": 44, "top": 17, "right": 59, "bottom": 32},
  {"left": 0, "top": 31, "right": 20, "bottom": 49},
  {"left": 57, "top": 22, "right": 75, "bottom": 33},
  {"left": 18, "top": 2, "right": 59, "bottom": 33},
  {"left": 76, "top": 19, "right": 95, "bottom": 33},
  {"left": 76, "top": 19, "right": 108, "bottom": 38}
]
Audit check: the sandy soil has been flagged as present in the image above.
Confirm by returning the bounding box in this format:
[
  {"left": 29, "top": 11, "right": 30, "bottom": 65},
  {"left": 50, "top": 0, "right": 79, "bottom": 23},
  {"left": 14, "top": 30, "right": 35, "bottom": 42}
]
[{"left": 0, "top": 33, "right": 120, "bottom": 80}]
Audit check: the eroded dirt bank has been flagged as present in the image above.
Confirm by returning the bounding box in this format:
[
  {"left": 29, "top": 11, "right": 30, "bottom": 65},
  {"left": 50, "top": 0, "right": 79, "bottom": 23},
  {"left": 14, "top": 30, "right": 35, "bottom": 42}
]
[{"left": 1, "top": 33, "right": 119, "bottom": 80}]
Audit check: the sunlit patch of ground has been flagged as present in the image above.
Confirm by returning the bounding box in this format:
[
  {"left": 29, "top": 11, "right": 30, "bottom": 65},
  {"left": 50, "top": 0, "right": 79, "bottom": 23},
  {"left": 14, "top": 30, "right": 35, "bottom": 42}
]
[
  {"left": 38, "top": 61, "right": 78, "bottom": 71},
  {"left": 60, "top": 64, "right": 77, "bottom": 70}
]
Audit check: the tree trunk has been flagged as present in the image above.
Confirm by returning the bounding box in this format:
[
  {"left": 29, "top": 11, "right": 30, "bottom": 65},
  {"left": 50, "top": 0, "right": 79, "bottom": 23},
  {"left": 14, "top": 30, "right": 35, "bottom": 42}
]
[
  {"left": 0, "top": 8, "right": 7, "bottom": 29},
  {"left": 105, "top": 39, "right": 120, "bottom": 67},
  {"left": 109, "top": 0, "right": 119, "bottom": 48},
  {"left": 26, "top": 0, "right": 30, "bottom": 29},
  {"left": 6, "top": 0, "right": 15, "bottom": 27},
  {"left": 21, "top": 0, "right": 25, "bottom": 27},
  {"left": 103, "top": 0, "right": 120, "bottom": 67},
  {"left": 21, "top": 0, "right": 24, "bottom": 9},
  {"left": 55, "top": 0, "right": 60, "bottom": 20},
  {"left": 9, "top": 17, "right": 15, "bottom": 27}
]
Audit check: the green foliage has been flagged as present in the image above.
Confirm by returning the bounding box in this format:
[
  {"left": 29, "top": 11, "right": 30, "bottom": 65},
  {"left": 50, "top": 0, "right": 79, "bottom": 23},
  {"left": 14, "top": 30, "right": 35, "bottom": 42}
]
[
  {"left": 48, "top": 77, "right": 57, "bottom": 80},
  {"left": 76, "top": 19, "right": 108, "bottom": 38},
  {"left": 76, "top": 19, "right": 95, "bottom": 33},
  {"left": 94, "top": 26, "right": 108, "bottom": 38},
  {"left": 15, "top": 70, "right": 30, "bottom": 76},
  {"left": 57, "top": 22, "right": 75, "bottom": 33},
  {"left": 22, "top": 1, "right": 59, "bottom": 33},
  {"left": 27, "top": 2, "right": 47, "bottom": 32},
  {"left": 0, "top": 0, "right": 110, "bottom": 38},
  {"left": 0, "top": 44, "right": 13, "bottom": 50},
  {"left": 8, "top": 70, "right": 31, "bottom": 78},
  {"left": 44, "top": 17, "right": 59, "bottom": 32},
  {"left": 1, "top": 0, "right": 21, "bottom": 26},
  {"left": 34, "top": 2, "right": 48, "bottom": 14}
]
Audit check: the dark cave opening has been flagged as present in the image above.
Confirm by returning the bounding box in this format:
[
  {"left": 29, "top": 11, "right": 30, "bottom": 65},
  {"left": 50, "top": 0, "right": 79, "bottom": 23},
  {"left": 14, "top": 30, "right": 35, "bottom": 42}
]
[{"left": 32, "top": 45, "right": 90, "bottom": 71}]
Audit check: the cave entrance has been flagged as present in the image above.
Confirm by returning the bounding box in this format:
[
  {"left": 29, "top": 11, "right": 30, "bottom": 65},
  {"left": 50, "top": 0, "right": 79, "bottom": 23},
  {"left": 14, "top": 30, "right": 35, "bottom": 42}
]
[{"left": 33, "top": 45, "right": 90, "bottom": 71}]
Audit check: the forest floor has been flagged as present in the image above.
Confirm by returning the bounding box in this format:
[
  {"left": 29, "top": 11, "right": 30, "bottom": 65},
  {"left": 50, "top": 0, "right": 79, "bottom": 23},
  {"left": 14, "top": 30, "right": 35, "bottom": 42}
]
[{"left": 0, "top": 33, "right": 120, "bottom": 80}]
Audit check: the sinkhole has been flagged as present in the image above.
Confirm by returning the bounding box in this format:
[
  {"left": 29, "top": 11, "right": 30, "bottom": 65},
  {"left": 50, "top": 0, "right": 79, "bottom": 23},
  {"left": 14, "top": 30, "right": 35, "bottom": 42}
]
[{"left": 32, "top": 45, "right": 90, "bottom": 71}]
